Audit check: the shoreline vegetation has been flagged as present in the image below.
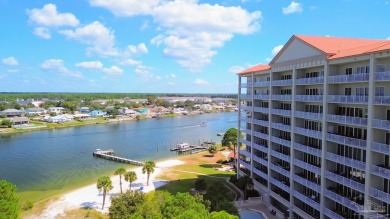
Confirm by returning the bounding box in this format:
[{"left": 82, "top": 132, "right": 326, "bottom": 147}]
[{"left": 21, "top": 149, "right": 237, "bottom": 219}]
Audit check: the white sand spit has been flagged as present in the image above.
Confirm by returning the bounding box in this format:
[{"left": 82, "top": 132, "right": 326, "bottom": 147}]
[{"left": 27, "top": 159, "right": 184, "bottom": 219}]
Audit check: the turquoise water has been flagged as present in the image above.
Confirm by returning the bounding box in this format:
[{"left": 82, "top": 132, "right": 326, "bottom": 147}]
[
  {"left": 239, "top": 210, "right": 266, "bottom": 219},
  {"left": 0, "top": 112, "right": 237, "bottom": 194}
]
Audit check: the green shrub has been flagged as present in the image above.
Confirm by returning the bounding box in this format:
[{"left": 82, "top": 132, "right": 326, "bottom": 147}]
[{"left": 21, "top": 200, "right": 33, "bottom": 211}]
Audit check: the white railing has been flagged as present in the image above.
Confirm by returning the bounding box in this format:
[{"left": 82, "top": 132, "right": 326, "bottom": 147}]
[
  {"left": 294, "top": 159, "right": 321, "bottom": 174},
  {"left": 371, "top": 165, "right": 390, "bottom": 180},
  {"left": 375, "top": 96, "right": 390, "bottom": 105},
  {"left": 293, "top": 190, "right": 320, "bottom": 209},
  {"left": 326, "top": 133, "right": 367, "bottom": 149},
  {"left": 373, "top": 119, "right": 390, "bottom": 130},
  {"left": 239, "top": 159, "right": 251, "bottom": 169},
  {"left": 324, "top": 171, "right": 365, "bottom": 191},
  {"left": 253, "top": 154, "right": 268, "bottom": 166},
  {"left": 295, "top": 127, "right": 322, "bottom": 138},
  {"left": 295, "top": 77, "right": 324, "bottom": 85},
  {"left": 272, "top": 95, "right": 292, "bottom": 101},
  {"left": 327, "top": 114, "right": 367, "bottom": 126},
  {"left": 272, "top": 79, "right": 293, "bottom": 86},
  {"left": 270, "top": 177, "right": 290, "bottom": 193},
  {"left": 328, "top": 95, "right": 368, "bottom": 103},
  {"left": 324, "top": 189, "right": 362, "bottom": 212},
  {"left": 370, "top": 187, "right": 390, "bottom": 204},
  {"left": 271, "top": 136, "right": 291, "bottom": 147},
  {"left": 325, "top": 152, "right": 366, "bottom": 170},
  {"left": 241, "top": 82, "right": 248, "bottom": 88},
  {"left": 240, "top": 94, "right": 253, "bottom": 99},
  {"left": 328, "top": 73, "right": 369, "bottom": 83},
  {"left": 253, "top": 143, "right": 268, "bottom": 153},
  {"left": 371, "top": 142, "right": 390, "bottom": 154},
  {"left": 271, "top": 150, "right": 290, "bottom": 162},
  {"left": 293, "top": 174, "right": 321, "bottom": 191},
  {"left": 253, "top": 119, "right": 268, "bottom": 127},
  {"left": 295, "top": 111, "right": 323, "bottom": 120},
  {"left": 270, "top": 163, "right": 290, "bottom": 177},
  {"left": 271, "top": 122, "right": 291, "bottom": 131},
  {"left": 239, "top": 139, "right": 251, "bottom": 146},
  {"left": 295, "top": 95, "right": 323, "bottom": 102},
  {"left": 324, "top": 207, "right": 346, "bottom": 219},
  {"left": 253, "top": 81, "right": 270, "bottom": 87},
  {"left": 375, "top": 71, "right": 390, "bottom": 81},
  {"left": 239, "top": 149, "right": 251, "bottom": 158},
  {"left": 240, "top": 105, "right": 252, "bottom": 111},
  {"left": 271, "top": 109, "right": 292, "bottom": 116},
  {"left": 253, "top": 106, "right": 269, "bottom": 113},
  {"left": 253, "top": 131, "right": 269, "bottom": 139},
  {"left": 294, "top": 143, "right": 321, "bottom": 156},
  {"left": 253, "top": 94, "right": 269, "bottom": 100},
  {"left": 253, "top": 167, "right": 268, "bottom": 180}
]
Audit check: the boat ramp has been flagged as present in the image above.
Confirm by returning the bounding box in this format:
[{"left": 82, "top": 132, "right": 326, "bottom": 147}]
[{"left": 93, "top": 149, "right": 144, "bottom": 166}]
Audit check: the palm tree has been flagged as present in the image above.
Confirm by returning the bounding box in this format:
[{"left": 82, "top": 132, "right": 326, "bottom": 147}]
[
  {"left": 142, "top": 161, "right": 156, "bottom": 186},
  {"left": 114, "top": 167, "right": 126, "bottom": 194},
  {"left": 124, "top": 171, "right": 137, "bottom": 191},
  {"left": 96, "top": 176, "right": 113, "bottom": 210}
]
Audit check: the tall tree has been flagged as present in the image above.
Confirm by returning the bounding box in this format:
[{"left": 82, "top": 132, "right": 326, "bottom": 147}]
[
  {"left": 142, "top": 161, "right": 156, "bottom": 186},
  {"left": 0, "top": 180, "right": 20, "bottom": 219},
  {"left": 124, "top": 171, "right": 137, "bottom": 191},
  {"left": 114, "top": 167, "right": 126, "bottom": 194},
  {"left": 221, "top": 128, "right": 238, "bottom": 162},
  {"left": 97, "top": 176, "right": 113, "bottom": 210}
]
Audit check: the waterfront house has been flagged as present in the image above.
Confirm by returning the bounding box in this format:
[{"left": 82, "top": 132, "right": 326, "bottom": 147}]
[
  {"left": 79, "top": 107, "right": 90, "bottom": 113},
  {"left": 0, "top": 109, "right": 24, "bottom": 117},
  {"left": 199, "top": 104, "right": 213, "bottom": 111},
  {"left": 25, "top": 108, "right": 47, "bottom": 115},
  {"left": 44, "top": 114, "right": 74, "bottom": 123},
  {"left": 89, "top": 110, "right": 107, "bottom": 117},
  {"left": 136, "top": 108, "right": 148, "bottom": 114},
  {"left": 73, "top": 113, "right": 91, "bottom": 120},
  {"left": 173, "top": 108, "right": 189, "bottom": 115},
  {"left": 48, "top": 107, "right": 65, "bottom": 114},
  {"left": 10, "top": 117, "right": 29, "bottom": 125},
  {"left": 119, "top": 107, "right": 139, "bottom": 116}
]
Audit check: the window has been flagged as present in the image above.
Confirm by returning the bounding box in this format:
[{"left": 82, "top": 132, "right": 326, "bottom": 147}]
[
  {"left": 357, "top": 66, "right": 369, "bottom": 74},
  {"left": 345, "top": 88, "right": 352, "bottom": 96},
  {"left": 346, "top": 68, "right": 353, "bottom": 75},
  {"left": 376, "top": 87, "right": 384, "bottom": 96},
  {"left": 377, "top": 64, "right": 385, "bottom": 72}
]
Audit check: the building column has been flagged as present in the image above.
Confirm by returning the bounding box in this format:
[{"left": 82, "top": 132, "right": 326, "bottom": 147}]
[
  {"left": 267, "top": 69, "right": 273, "bottom": 196},
  {"left": 289, "top": 67, "right": 297, "bottom": 219},
  {"left": 320, "top": 60, "right": 329, "bottom": 219},
  {"left": 250, "top": 73, "right": 254, "bottom": 178},
  {"left": 237, "top": 75, "right": 242, "bottom": 176},
  {"left": 364, "top": 54, "right": 376, "bottom": 218}
]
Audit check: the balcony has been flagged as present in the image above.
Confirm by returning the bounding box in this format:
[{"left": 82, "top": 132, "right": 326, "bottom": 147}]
[
  {"left": 253, "top": 131, "right": 269, "bottom": 140},
  {"left": 328, "top": 73, "right": 369, "bottom": 84},
  {"left": 294, "top": 159, "right": 321, "bottom": 175},
  {"left": 239, "top": 149, "right": 251, "bottom": 158},
  {"left": 324, "top": 189, "right": 363, "bottom": 213},
  {"left": 294, "top": 143, "right": 321, "bottom": 156},
  {"left": 253, "top": 106, "right": 269, "bottom": 113},
  {"left": 295, "top": 95, "right": 323, "bottom": 102},
  {"left": 295, "top": 76, "right": 324, "bottom": 85},
  {"left": 328, "top": 95, "right": 368, "bottom": 104},
  {"left": 271, "top": 150, "right": 290, "bottom": 162},
  {"left": 270, "top": 177, "right": 290, "bottom": 193},
  {"left": 253, "top": 154, "right": 268, "bottom": 166},
  {"left": 270, "top": 136, "right": 291, "bottom": 147},
  {"left": 271, "top": 108, "right": 292, "bottom": 116},
  {"left": 326, "top": 133, "right": 367, "bottom": 149},
  {"left": 324, "top": 208, "right": 346, "bottom": 219},
  {"left": 370, "top": 187, "right": 390, "bottom": 204},
  {"left": 270, "top": 190, "right": 290, "bottom": 207},
  {"left": 295, "top": 111, "right": 323, "bottom": 121},
  {"left": 295, "top": 127, "right": 322, "bottom": 138},
  {"left": 240, "top": 105, "right": 252, "bottom": 111},
  {"left": 253, "top": 166, "right": 268, "bottom": 180},
  {"left": 253, "top": 81, "right": 270, "bottom": 87},
  {"left": 293, "top": 190, "right": 320, "bottom": 210},
  {"left": 271, "top": 95, "right": 292, "bottom": 101},
  {"left": 371, "top": 165, "right": 390, "bottom": 180},
  {"left": 239, "top": 139, "right": 251, "bottom": 146},
  {"left": 271, "top": 122, "right": 291, "bottom": 132},
  {"left": 270, "top": 163, "right": 290, "bottom": 178},
  {"left": 253, "top": 143, "right": 268, "bottom": 153},
  {"left": 374, "top": 96, "right": 390, "bottom": 105},
  {"left": 240, "top": 94, "right": 253, "bottom": 99},
  {"left": 373, "top": 119, "right": 390, "bottom": 131},
  {"left": 254, "top": 94, "right": 269, "bottom": 100},
  {"left": 238, "top": 159, "right": 251, "bottom": 170},
  {"left": 372, "top": 142, "right": 390, "bottom": 154},
  {"left": 241, "top": 82, "right": 250, "bottom": 88},
  {"left": 293, "top": 206, "right": 317, "bottom": 219},
  {"left": 325, "top": 152, "right": 366, "bottom": 170},
  {"left": 294, "top": 174, "right": 321, "bottom": 191},
  {"left": 325, "top": 171, "right": 365, "bottom": 192},
  {"left": 272, "top": 79, "right": 292, "bottom": 86},
  {"left": 375, "top": 71, "right": 390, "bottom": 81},
  {"left": 253, "top": 119, "right": 268, "bottom": 127},
  {"left": 242, "top": 128, "right": 252, "bottom": 135},
  {"left": 327, "top": 114, "right": 367, "bottom": 127}
]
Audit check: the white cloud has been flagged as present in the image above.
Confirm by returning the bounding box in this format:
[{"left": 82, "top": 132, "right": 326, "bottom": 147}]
[
  {"left": 194, "top": 78, "right": 209, "bottom": 85},
  {"left": 27, "top": 4, "right": 79, "bottom": 27},
  {"left": 134, "top": 65, "right": 160, "bottom": 81},
  {"left": 33, "top": 27, "right": 51, "bottom": 39},
  {"left": 41, "top": 59, "right": 83, "bottom": 78},
  {"left": 90, "top": 0, "right": 262, "bottom": 72},
  {"left": 167, "top": 82, "right": 176, "bottom": 85},
  {"left": 76, "top": 61, "right": 104, "bottom": 69},
  {"left": 119, "top": 58, "right": 141, "bottom": 66},
  {"left": 59, "top": 21, "right": 118, "bottom": 57},
  {"left": 140, "top": 20, "right": 150, "bottom": 30},
  {"left": 170, "top": 74, "right": 176, "bottom": 78},
  {"left": 271, "top": 45, "right": 283, "bottom": 56},
  {"left": 102, "top": 66, "right": 123, "bottom": 75},
  {"left": 228, "top": 65, "right": 245, "bottom": 74},
  {"left": 2, "top": 57, "right": 19, "bottom": 66},
  {"left": 7, "top": 69, "right": 19, "bottom": 73},
  {"left": 282, "top": 1, "right": 303, "bottom": 15},
  {"left": 127, "top": 43, "right": 148, "bottom": 56}
]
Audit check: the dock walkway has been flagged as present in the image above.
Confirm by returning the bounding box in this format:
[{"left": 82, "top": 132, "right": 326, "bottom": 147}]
[{"left": 93, "top": 149, "right": 144, "bottom": 166}]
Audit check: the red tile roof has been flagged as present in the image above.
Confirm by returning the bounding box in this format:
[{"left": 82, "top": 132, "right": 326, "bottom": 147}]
[{"left": 238, "top": 64, "right": 270, "bottom": 75}]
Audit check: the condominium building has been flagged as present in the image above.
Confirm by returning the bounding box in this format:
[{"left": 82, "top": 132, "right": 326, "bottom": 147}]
[{"left": 237, "top": 35, "right": 390, "bottom": 219}]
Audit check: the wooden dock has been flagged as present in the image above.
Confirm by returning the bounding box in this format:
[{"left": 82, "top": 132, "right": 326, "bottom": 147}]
[
  {"left": 93, "top": 149, "right": 144, "bottom": 166},
  {"left": 170, "top": 143, "right": 210, "bottom": 152}
]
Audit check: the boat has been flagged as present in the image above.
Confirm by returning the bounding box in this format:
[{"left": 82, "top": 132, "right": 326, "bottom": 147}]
[
  {"left": 170, "top": 143, "right": 192, "bottom": 152},
  {"left": 200, "top": 121, "right": 207, "bottom": 127}
]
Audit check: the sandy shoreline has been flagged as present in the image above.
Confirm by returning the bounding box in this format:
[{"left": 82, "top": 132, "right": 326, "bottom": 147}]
[{"left": 26, "top": 159, "right": 184, "bottom": 219}]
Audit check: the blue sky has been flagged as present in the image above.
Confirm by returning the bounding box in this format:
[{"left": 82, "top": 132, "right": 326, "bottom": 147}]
[{"left": 0, "top": 0, "right": 389, "bottom": 93}]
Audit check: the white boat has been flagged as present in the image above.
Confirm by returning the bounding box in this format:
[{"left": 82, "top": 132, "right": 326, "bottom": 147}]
[{"left": 200, "top": 121, "right": 207, "bottom": 127}]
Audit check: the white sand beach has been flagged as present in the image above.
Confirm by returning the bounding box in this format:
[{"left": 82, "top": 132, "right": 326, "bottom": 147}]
[{"left": 28, "top": 159, "right": 184, "bottom": 219}]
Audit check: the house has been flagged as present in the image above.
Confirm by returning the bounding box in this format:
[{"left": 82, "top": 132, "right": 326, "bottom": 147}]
[
  {"left": 47, "top": 107, "right": 65, "bottom": 114},
  {"left": 148, "top": 107, "right": 171, "bottom": 114},
  {"left": 0, "top": 109, "right": 24, "bottom": 117},
  {"left": 119, "top": 107, "right": 139, "bottom": 116},
  {"left": 173, "top": 108, "right": 189, "bottom": 115},
  {"left": 44, "top": 114, "right": 74, "bottom": 123},
  {"left": 213, "top": 105, "right": 225, "bottom": 110},
  {"left": 79, "top": 107, "right": 90, "bottom": 113},
  {"left": 73, "top": 114, "right": 91, "bottom": 120},
  {"left": 136, "top": 108, "right": 148, "bottom": 114},
  {"left": 89, "top": 110, "right": 107, "bottom": 117},
  {"left": 199, "top": 104, "right": 213, "bottom": 111},
  {"left": 11, "top": 117, "right": 30, "bottom": 125},
  {"left": 25, "top": 108, "right": 47, "bottom": 115}
]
